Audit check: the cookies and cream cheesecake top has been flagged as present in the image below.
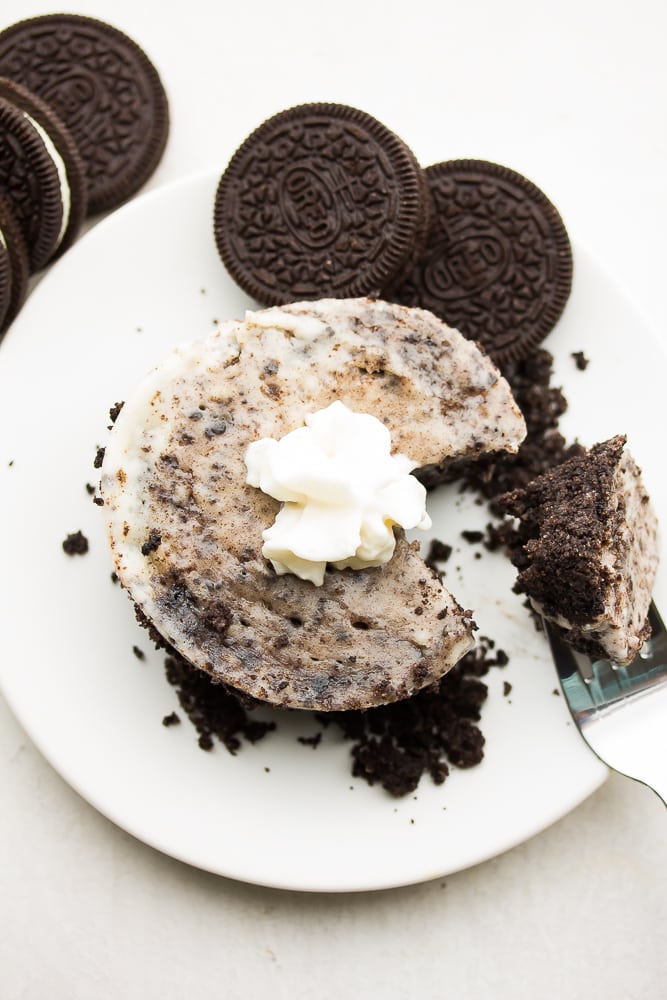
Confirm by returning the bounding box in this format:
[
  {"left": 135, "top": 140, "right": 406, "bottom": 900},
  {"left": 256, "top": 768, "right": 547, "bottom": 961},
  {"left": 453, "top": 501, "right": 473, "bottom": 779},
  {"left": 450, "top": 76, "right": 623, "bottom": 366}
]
[{"left": 100, "top": 298, "right": 526, "bottom": 711}]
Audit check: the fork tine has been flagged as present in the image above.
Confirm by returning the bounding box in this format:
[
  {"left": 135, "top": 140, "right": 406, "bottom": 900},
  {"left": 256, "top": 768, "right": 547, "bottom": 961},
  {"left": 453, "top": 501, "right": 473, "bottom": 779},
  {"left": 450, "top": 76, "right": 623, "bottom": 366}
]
[
  {"left": 543, "top": 622, "right": 596, "bottom": 718},
  {"left": 543, "top": 603, "right": 667, "bottom": 805},
  {"left": 648, "top": 600, "right": 665, "bottom": 636}
]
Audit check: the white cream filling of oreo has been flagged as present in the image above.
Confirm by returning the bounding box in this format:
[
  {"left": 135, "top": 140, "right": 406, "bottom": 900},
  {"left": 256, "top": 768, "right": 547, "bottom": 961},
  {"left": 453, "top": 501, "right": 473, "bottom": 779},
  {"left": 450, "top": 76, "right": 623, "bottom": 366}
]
[{"left": 23, "top": 111, "right": 72, "bottom": 251}]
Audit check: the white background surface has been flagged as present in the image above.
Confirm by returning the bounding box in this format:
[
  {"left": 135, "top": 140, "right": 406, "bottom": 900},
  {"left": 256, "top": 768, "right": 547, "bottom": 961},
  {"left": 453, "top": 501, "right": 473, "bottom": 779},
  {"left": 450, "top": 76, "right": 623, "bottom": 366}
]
[{"left": 0, "top": 0, "right": 665, "bottom": 997}]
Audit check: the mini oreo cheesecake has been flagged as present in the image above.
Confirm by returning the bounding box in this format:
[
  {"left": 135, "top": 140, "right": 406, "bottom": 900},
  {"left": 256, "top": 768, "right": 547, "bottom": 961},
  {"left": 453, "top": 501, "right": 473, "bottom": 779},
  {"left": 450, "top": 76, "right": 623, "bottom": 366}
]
[
  {"left": 99, "top": 298, "right": 527, "bottom": 712},
  {"left": 0, "top": 77, "right": 87, "bottom": 271}
]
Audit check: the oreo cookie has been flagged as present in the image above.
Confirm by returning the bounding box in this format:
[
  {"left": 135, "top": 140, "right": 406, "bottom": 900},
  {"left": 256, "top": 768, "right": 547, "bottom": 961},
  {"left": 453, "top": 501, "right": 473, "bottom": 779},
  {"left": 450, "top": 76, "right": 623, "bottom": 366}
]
[
  {"left": 0, "top": 86, "right": 83, "bottom": 272},
  {"left": 214, "top": 103, "right": 429, "bottom": 305},
  {"left": 0, "top": 77, "right": 87, "bottom": 271},
  {"left": 394, "top": 160, "right": 573, "bottom": 365},
  {"left": 0, "top": 195, "right": 29, "bottom": 337},
  {"left": 0, "top": 14, "right": 170, "bottom": 215}
]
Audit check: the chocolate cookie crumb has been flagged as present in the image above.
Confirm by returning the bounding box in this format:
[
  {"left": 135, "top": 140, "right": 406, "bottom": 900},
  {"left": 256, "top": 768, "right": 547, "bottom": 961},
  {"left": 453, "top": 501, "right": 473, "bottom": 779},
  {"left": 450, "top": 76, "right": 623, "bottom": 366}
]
[
  {"left": 503, "top": 681, "right": 512, "bottom": 697},
  {"left": 93, "top": 446, "right": 105, "bottom": 469},
  {"left": 164, "top": 649, "right": 276, "bottom": 754},
  {"left": 132, "top": 645, "right": 145, "bottom": 661},
  {"left": 426, "top": 538, "right": 453, "bottom": 563},
  {"left": 298, "top": 732, "right": 323, "bottom": 749},
  {"left": 162, "top": 711, "right": 180, "bottom": 727},
  {"left": 141, "top": 529, "right": 162, "bottom": 556},
  {"left": 62, "top": 530, "right": 89, "bottom": 555},
  {"left": 571, "top": 351, "right": 589, "bottom": 371},
  {"left": 425, "top": 538, "right": 453, "bottom": 577},
  {"left": 109, "top": 401, "right": 125, "bottom": 423},
  {"left": 461, "top": 530, "right": 484, "bottom": 544},
  {"left": 85, "top": 482, "right": 95, "bottom": 495}
]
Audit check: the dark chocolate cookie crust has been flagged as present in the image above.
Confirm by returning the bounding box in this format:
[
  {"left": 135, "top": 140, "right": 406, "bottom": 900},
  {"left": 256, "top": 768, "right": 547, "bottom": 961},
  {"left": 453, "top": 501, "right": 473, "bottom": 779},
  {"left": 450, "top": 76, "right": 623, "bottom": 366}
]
[
  {"left": 0, "top": 77, "right": 87, "bottom": 259},
  {"left": 214, "top": 103, "right": 429, "bottom": 305},
  {"left": 394, "top": 159, "right": 573, "bottom": 365},
  {"left": 0, "top": 14, "right": 170, "bottom": 215},
  {"left": 497, "top": 436, "right": 627, "bottom": 626}
]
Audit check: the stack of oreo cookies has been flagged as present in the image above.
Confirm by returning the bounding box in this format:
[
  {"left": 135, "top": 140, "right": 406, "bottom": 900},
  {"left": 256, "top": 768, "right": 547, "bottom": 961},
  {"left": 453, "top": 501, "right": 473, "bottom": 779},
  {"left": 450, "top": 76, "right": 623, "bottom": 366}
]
[
  {"left": 0, "top": 13, "right": 169, "bottom": 338},
  {"left": 214, "top": 103, "right": 573, "bottom": 367}
]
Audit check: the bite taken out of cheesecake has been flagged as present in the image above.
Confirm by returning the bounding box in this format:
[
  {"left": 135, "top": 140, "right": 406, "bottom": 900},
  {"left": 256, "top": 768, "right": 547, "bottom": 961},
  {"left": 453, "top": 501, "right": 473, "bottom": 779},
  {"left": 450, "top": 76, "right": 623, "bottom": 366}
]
[
  {"left": 498, "top": 435, "right": 659, "bottom": 665},
  {"left": 99, "top": 298, "right": 526, "bottom": 712}
]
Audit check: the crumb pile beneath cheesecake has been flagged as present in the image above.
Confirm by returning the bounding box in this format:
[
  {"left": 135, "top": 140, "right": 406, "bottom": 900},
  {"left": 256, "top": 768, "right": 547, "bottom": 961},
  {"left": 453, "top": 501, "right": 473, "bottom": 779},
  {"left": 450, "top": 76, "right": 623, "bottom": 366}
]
[
  {"left": 162, "top": 634, "right": 509, "bottom": 797},
  {"left": 319, "top": 638, "right": 509, "bottom": 796}
]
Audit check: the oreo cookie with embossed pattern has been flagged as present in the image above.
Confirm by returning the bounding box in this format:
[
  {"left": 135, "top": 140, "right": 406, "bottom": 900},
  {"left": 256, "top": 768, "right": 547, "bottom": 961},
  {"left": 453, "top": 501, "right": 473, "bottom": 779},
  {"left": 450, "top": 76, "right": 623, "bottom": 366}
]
[
  {"left": 0, "top": 86, "right": 84, "bottom": 272},
  {"left": 0, "top": 194, "right": 29, "bottom": 336},
  {"left": 394, "top": 160, "right": 573, "bottom": 365},
  {"left": 0, "top": 77, "right": 88, "bottom": 270},
  {"left": 0, "top": 14, "right": 169, "bottom": 215},
  {"left": 214, "top": 103, "right": 430, "bottom": 305}
]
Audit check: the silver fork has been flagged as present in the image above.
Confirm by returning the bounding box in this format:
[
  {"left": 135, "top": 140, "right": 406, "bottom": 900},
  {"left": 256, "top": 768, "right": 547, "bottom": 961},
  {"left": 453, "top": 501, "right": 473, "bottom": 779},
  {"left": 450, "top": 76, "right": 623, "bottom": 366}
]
[{"left": 543, "top": 602, "right": 667, "bottom": 805}]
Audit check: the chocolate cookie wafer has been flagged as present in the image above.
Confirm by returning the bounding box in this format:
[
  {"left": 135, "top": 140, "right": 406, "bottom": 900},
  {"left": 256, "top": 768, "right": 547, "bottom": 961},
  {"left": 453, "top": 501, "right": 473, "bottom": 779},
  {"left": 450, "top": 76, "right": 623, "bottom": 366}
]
[
  {"left": 214, "top": 103, "right": 430, "bottom": 305},
  {"left": 394, "top": 160, "right": 573, "bottom": 365},
  {"left": 0, "top": 195, "right": 28, "bottom": 336},
  {"left": 0, "top": 77, "right": 87, "bottom": 262},
  {"left": 0, "top": 91, "right": 78, "bottom": 272},
  {"left": 0, "top": 14, "right": 169, "bottom": 215}
]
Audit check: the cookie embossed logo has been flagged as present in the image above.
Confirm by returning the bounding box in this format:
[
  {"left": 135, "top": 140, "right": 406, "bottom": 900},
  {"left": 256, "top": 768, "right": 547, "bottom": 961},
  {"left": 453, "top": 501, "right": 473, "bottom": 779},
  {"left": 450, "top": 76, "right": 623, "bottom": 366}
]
[
  {"left": 395, "top": 160, "right": 573, "bottom": 365},
  {"left": 279, "top": 163, "right": 342, "bottom": 249},
  {"left": 422, "top": 230, "right": 508, "bottom": 302},
  {"left": 41, "top": 70, "right": 102, "bottom": 129}
]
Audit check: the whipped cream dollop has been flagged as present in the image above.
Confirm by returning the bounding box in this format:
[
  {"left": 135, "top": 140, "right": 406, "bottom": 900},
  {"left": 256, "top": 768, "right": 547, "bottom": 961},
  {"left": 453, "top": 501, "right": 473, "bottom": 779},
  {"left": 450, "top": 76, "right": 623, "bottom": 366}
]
[{"left": 245, "top": 400, "right": 432, "bottom": 585}]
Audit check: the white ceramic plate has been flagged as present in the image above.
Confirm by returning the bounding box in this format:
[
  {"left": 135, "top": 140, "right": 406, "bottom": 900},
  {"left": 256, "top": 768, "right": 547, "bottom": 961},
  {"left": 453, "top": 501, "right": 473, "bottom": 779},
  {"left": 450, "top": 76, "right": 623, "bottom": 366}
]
[{"left": 0, "top": 171, "right": 664, "bottom": 892}]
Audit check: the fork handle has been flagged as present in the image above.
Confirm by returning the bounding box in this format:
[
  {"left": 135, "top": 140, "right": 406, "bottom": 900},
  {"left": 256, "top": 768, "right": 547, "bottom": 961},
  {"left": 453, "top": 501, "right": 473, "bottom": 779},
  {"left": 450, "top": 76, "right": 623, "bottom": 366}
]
[{"left": 586, "top": 697, "right": 667, "bottom": 807}]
